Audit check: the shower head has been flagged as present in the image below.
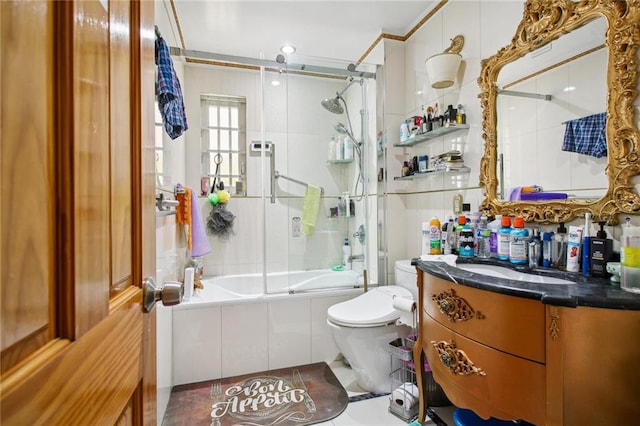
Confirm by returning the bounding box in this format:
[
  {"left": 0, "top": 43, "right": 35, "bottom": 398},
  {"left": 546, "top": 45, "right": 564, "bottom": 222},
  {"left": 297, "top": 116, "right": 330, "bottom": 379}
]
[{"left": 321, "top": 96, "right": 344, "bottom": 114}]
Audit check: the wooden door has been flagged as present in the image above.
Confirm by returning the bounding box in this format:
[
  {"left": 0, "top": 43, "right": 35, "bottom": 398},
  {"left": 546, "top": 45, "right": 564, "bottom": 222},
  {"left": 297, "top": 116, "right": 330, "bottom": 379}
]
[{"left": 1, "top": 0, "right": 157, "bottom": 424}]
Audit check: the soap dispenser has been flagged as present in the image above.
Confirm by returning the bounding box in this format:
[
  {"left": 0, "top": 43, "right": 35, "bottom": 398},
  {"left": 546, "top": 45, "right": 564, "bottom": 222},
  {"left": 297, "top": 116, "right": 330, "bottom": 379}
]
[{"left": 590, "top": 222, "right": 613, "bottom": 278}]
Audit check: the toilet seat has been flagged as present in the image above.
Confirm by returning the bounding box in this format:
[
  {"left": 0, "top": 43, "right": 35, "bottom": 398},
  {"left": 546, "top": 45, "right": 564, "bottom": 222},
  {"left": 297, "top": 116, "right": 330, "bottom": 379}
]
[{"left": 327, "top": 286, "right": 413, "bottom": 327}]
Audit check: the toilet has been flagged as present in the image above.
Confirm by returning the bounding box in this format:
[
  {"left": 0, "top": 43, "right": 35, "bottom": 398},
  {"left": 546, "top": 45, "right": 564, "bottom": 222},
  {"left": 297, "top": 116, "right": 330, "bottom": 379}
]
[{"left": 327, "top": 260, "right": 418, "bottom": 393}]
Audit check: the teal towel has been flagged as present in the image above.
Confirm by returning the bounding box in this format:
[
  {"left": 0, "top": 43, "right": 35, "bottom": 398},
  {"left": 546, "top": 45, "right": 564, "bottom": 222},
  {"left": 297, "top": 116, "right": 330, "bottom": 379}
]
[{"left": 302, "top": 184, "right": 321, "bottom": 236}]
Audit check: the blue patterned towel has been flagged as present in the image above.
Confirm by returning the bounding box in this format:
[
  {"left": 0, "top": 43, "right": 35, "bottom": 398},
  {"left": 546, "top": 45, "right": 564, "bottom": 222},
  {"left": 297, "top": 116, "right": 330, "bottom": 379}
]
[
  {"left": 562, "top": 112, "right": 607, "bottom": 158},
  {"left": 156, "top": 37, "right": 188, "bottom": 139}
]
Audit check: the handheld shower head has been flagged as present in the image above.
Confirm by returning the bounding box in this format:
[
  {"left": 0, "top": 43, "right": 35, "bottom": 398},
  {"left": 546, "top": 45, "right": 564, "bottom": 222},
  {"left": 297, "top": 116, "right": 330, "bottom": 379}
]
[
  {"left": 321, "top": 96, "right": 344, "bottom": 114},
  {"left": 335, "top": 122, "right": 359, "bottom": 146}
]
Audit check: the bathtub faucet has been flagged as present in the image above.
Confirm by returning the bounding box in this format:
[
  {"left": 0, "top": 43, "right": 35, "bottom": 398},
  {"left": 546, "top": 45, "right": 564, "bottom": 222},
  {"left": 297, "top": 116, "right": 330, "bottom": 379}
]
[{"left": 349, "top": 254, "right": 364, "bottom": 262}]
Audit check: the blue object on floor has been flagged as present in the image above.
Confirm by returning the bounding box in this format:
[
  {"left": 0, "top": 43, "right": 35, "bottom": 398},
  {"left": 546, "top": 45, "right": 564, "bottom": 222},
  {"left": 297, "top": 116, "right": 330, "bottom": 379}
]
[{"left": 453, "top": 408, "right": 534, "bottom": 425}]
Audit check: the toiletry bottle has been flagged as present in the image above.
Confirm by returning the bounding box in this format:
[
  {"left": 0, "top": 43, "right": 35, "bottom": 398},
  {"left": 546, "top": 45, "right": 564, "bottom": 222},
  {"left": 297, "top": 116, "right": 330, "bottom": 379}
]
[
  {"left": 444, "top": 216, "right": 455, "bottom": 255},
  {"left": 566, "top": 225, "right": 583, "bottom": 273},
  {"left": 421, "top": 222, "right": 430, "bottom": 257},
  {"left": 342, "top": 238, "right": 351, "bottom": 270},
  {"left": 582, "top": 213, "right": 593, "bottom": 275},
  {"left": 429, "top": 217, "right": 442, "bottom": 255},
  {"left": 620, "top": 217, "right": 640, "bottom": 293},
  {"left": 458, "top": 224, "right": 475, "bottom": 257},
  {"left": 470, "top": 212, "right": 481, "bottom": 256},
  {"left": 455, "top": 215, "right": 467, "bottom": 254},
  {"left": 441, "top": 218, "right": 449, "bottom": 255},
  {"left": 488, "top": 214, "right": 502, "bottom": 257},
  {"left": 497, "top": 216, "right": 512, "bottom": 261},
  {"left": 400, "top": 121, "right": 410, "bottom": 142},
  {"left": 542, "top": 232, "right": 554, "bottom": 268},
  {"left": 528, "top": 228, "right": 542, "bottom": 268},
  {"left": 590, "top": 222, "right": 613, "bottom": 278},
  {"left": 552, "top": 223, "right": 568, "bottom": 270},
  {"left": 344, "top": 137, "right": 354, "bottom": 161},
  {"left": 343, "top": 192, "right": 351, "bottom": 217},
  {"left": 456, "top": 104, "right": 466, "bottom": 124},
  {"left": 476, "top": 216, "right": 491, "bottom": 259},
  {"left": 336, "top": 135, "right": 344, "bottom": 160},
  {"left": 509, "top": 216, "right": 529, "bottom": 265},
  {"left": 328, "top": 136, "right": 337, "bottom": 161}
]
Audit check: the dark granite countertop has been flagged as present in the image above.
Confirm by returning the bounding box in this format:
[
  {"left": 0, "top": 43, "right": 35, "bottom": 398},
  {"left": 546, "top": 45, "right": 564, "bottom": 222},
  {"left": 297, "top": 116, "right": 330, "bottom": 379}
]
[{"left": 413, "top": 256, "right": 640, "bottom": 310}]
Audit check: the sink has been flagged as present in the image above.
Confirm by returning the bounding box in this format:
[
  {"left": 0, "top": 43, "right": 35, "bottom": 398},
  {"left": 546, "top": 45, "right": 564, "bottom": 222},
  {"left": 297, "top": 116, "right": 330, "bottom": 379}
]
[{"left": 457, "top": 263, "right": 574, "bottom": 285}]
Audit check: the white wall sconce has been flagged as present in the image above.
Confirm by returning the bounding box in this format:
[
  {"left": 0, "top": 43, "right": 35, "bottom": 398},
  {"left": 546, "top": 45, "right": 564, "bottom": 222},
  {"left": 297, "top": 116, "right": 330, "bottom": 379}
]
[{"left": 425, "top": 35, "right": 464, "bottom": 89}]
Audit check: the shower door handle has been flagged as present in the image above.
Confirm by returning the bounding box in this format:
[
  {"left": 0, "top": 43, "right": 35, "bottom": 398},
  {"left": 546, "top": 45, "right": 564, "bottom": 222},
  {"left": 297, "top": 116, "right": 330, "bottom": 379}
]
[
  {"left": 270, "top": 143, "right": 276, "bottom": 203},
  {"left": 142, "top": 277, "right": 183, "bottom": 312}
]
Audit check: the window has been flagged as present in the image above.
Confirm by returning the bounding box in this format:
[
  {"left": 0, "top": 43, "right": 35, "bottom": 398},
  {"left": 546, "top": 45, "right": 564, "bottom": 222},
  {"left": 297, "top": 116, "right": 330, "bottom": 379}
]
[
  {"left": 201, "top": 95, "right": 246, "bottom": 196},
  {"left": 154, "top": 103, "right": 172, "bottom": 187}
]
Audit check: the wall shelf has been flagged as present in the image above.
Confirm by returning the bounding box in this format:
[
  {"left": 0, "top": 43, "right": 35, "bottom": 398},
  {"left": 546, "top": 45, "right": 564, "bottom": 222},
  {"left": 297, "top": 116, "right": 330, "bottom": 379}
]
[
  {"left": 394, "top": 124, "right": 470, "bottom": 147},
  {"left": 393, "top": 166, "right": 470, "bottom": 181}
]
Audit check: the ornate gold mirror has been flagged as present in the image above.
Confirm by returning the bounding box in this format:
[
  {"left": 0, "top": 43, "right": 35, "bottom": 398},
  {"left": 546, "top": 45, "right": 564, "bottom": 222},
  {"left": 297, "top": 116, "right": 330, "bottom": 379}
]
[{"left": 478, "top": 0, "right": 640, "bottom": 224}]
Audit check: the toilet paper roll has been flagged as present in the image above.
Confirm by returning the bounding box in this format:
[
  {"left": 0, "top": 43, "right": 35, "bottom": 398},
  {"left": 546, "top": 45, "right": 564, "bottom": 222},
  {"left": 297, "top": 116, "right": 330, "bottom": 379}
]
[
  {"left": 393, "top": 297, "right": 416, "bottom": 313},
  {"left": 392, "top": 383, "right": 419, "bottom": 408}
]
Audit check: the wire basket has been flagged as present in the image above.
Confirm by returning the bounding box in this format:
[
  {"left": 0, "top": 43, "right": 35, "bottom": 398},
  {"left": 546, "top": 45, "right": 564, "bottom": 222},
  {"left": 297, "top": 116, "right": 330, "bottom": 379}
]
[{"left": 388, "top": 337, "right": 415, "bottom": 361}]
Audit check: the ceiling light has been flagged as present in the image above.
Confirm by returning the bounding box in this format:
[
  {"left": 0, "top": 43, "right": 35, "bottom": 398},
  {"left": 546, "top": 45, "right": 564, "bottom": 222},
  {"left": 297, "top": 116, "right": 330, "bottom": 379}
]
[
  {"left": 280, "top": 44, "right": 296, "bottom": 54},
  {"left": 564, "top": 86, "right": 576, "bottom": 92},
  {"left": 271, "top": 80, "right": 281, "bottom": 87}
]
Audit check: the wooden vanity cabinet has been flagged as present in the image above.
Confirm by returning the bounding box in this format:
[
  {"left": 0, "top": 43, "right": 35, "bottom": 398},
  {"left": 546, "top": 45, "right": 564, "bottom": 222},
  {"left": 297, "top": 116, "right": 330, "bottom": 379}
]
[{"left": 414, "top": 270, "right": 640, "bottom": 426}]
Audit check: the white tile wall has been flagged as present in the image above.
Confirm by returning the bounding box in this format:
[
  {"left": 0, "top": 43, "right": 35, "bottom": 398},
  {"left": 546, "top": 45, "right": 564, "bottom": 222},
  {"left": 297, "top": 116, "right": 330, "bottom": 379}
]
[{"left": 171, "top": 292, "right": 353, "bottom": 385}]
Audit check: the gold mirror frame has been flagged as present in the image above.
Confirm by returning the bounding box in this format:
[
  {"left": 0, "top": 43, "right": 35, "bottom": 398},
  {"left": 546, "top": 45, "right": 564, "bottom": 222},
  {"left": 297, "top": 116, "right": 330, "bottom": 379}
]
[{"left": 478, "top": 0, "right": 640, "bottom": 225}]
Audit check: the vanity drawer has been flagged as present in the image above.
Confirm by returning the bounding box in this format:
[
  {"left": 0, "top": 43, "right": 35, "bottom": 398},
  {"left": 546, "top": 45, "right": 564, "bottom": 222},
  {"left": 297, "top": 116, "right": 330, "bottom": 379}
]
[
  {"left": 423, "top": 272, "right": 545, "bottom": 363},
  {"left": 424, "top": 314, "right": 545, "bottom": 425}
]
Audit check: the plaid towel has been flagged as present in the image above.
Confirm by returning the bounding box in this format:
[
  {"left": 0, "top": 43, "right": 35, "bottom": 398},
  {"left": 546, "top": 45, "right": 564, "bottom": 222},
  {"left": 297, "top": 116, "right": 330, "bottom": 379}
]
[
  {"left": 155, "top": 37, "right": 188, "bottom": 139},
  {"left": 562, "top": 112, "right": 607, "bottom": 158}
]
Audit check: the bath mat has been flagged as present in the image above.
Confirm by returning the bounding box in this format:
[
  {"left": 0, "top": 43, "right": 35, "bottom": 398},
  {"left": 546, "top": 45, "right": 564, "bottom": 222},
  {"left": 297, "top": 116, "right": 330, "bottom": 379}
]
[{"left": 163, "top": 362, "right": 348, "bottom": 426}]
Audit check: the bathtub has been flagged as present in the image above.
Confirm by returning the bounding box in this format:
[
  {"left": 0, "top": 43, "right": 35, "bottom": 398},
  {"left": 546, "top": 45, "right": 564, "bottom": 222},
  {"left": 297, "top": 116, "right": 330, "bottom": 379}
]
[
  {"left": 180, "top": 268, "right": 365, "bottom": 306},
  {"left": 170, "top": 269, "right": 368, "bottom": 386}
]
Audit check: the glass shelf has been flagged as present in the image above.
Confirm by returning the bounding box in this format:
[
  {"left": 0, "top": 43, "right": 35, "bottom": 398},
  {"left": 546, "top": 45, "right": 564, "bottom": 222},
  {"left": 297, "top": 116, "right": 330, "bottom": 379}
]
[
  {"left": 394, "top": 124, "right": 470, "bottom": 147},
  {"left": 393, "top": 166, "right": 470, "bottom": 181}
]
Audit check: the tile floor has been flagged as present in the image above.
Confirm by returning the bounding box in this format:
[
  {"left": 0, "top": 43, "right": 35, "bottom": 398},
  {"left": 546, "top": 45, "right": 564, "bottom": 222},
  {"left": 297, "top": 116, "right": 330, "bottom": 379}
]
[{"left": 320, "top": 360, "right": 457, "bottom": 426}]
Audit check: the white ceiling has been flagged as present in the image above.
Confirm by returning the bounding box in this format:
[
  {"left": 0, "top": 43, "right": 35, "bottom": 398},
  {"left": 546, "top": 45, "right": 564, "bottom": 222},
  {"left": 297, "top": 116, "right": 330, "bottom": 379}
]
[{"left": 155, "top": 0, "right": 439, "bottom": 69}]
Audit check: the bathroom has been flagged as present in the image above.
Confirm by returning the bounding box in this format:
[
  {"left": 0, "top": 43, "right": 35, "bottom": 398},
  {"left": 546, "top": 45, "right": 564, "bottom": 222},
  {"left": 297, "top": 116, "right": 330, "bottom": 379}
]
[
  {"left": 154, "top": 0, "right": 640, "bottom": 424},
  {"left": 1, "top": 0, "right": 638, "bottom": 424}
]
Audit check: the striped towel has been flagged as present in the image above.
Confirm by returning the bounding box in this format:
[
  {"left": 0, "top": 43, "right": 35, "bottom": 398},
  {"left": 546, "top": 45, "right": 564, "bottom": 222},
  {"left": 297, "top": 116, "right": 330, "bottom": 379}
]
[{"left": 156, "top": 36, "right": 188, "bottom": 139}]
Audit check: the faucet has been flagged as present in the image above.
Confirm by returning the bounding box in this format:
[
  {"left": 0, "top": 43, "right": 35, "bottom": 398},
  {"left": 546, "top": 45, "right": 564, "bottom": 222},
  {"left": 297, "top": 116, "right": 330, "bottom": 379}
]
[{"left": 349, "top": 254, "right": 364, "bottom": 262}]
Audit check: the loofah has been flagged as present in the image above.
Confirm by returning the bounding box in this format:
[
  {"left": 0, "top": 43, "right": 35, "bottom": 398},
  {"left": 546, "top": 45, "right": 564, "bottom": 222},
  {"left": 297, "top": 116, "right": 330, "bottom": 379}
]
[
  {"left": 217, "top": 190, "right": 230, "bottom": 204},
  {"left": 207, "top": 192, "right": 220, "bottom": 205},
  {"left": 206, "top": 204, "right": 236, "bottom": 239}
]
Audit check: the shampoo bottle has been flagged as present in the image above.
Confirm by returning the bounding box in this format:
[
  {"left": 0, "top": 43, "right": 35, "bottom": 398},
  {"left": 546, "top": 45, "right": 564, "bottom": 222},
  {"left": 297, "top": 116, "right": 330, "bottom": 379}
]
[{"left": 590, "top": 222, "right": 613, "bottom": 278}]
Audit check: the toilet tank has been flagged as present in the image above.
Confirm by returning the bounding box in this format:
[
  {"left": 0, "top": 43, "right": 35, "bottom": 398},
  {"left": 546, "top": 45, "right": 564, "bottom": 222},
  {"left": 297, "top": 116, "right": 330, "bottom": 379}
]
[{"left": 394, "top": 260, "right": 417, "bottom": 300}]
